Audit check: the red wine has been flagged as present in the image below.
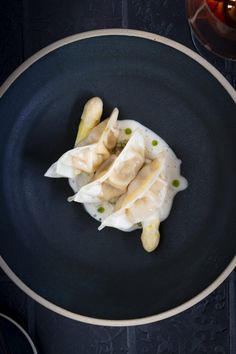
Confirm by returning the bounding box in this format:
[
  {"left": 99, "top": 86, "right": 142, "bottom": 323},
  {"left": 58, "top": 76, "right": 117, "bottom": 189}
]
[
  {"left": 207, "top": 0, "right": 236, "bottom": 28},
  {"left": 187, "top": 0, "right": 236, "bottom": 59}
]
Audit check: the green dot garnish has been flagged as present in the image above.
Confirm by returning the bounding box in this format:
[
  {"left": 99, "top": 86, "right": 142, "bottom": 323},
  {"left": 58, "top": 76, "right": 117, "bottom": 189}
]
[
  {"left": 137, "top": 222, "right": 142, "bottom": 227},
  {"left": 125, "top": 128, "right": 132, "bottom": 135},
  {"left": 172, "top": 179, "right": 180, "bottom": 188},
  {"left": 97, "top": 206, "right": 105, "bottom": 213},
  {"left": 152, "top": 140, "right": 158, "bottom": 146}
]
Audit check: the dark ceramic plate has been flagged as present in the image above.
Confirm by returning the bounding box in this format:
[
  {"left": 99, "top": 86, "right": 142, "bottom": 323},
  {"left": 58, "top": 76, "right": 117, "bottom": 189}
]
[
  {"left": 0, "top": 314, "right": 37, "bottom": 353},
  {"left": 0, "top": 30, "right": 235, "bottom": 326}
]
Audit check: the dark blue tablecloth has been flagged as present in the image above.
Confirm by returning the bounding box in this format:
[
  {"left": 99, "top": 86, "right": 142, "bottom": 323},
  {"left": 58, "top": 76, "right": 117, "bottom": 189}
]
[{"left": 0, "top": 1, "right": 235, "bottom": 353}]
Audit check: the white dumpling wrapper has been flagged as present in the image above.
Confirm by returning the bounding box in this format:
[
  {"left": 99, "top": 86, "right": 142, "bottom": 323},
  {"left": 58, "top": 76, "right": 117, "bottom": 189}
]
[
  {"left": 98, "top": 155, "right": 166, "bottom": 231},
  {"left": 69, "top": 130, "right": 145, "bottom": 203},
  {"left": 44, "top": 108, "right": 119, "bottom": 179}
]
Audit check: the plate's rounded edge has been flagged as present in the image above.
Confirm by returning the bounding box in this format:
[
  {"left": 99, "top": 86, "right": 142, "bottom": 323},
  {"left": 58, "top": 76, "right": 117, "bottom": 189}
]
[
  {"left": 1, "top": 255, "right": 235, "bottom": 326},
  {"left": 0, "top": 28, "right": 235, "bottom": 326},
  {"left": 0, "top": 29, "right": 236, "bottom": 102},
  {"left": 0, "top": 313, "right": 38, "bottom": 353}
]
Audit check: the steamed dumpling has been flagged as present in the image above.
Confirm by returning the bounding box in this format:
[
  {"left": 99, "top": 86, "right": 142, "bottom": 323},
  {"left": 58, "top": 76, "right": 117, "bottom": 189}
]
[
  {"left": 45, "top": 108, "right": 119, "bottom": 179},
  {"left": 69, "top": 131, "right": 145, "bottom": 203},
  {"left": 125, "top": 178, "right": 168, "bottom": 224},
  {"left": 98, "top": 155, "right": 166, "bottom": 231}
]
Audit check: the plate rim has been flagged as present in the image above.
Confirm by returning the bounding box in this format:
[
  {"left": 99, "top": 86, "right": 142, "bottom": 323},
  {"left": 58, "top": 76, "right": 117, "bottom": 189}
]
[
  {"left": 0, "top": 28, "right": 235, "bottom": 326},
  {"left": 0, "top": 313, "right": 38, "bottom": 353}
]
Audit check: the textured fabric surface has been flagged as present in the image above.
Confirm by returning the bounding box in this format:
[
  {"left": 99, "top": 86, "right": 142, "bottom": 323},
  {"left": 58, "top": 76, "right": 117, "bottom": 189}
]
[{"left": 0, "top": 1, "right": 235, "bottom": 353}]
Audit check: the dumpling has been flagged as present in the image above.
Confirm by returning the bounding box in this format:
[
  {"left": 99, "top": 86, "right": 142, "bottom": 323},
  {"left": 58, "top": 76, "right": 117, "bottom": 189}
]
[
  {"left": 98, "top": 155, "right": 166, "bottom": 231},
  {"left": 98, "top": 155, "right": 167, "bottom": 252},
  {"left": 45, "top": 108, "right": 119, "bottom": 179},
  {"left": 124, "top": 178, "right": 168, "bottom": 224},
  {"left": 69, "top": 131, "right": 146, "bottom": 203}
]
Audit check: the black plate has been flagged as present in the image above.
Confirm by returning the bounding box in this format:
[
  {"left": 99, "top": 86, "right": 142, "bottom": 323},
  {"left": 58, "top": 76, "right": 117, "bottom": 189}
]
[
  {"left": 0, "top": 30, "right": 235, "bottom": 325},
  {"left": 0, "top": 314, "right": 37, "bottom": 353}
]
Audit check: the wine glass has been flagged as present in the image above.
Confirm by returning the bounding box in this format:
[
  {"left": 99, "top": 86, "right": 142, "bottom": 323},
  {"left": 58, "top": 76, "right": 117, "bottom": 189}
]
[{"left": 186, "top": 0, "right": 236, "bottom": 85}]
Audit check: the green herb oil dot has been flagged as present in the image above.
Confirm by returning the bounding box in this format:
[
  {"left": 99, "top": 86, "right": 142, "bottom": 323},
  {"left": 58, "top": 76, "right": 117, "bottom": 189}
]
[
  {"left": 125, "top": 128, "right": 132, "bottom": 135},
  {"left": 172, "top": 179, "right": 180, "bottom": 188},
  {"left": 152, "top": 140, "right": 158, "bottom": 146},
  {"left": 97, "top": 206, "right": 105, "bottom": 213}
]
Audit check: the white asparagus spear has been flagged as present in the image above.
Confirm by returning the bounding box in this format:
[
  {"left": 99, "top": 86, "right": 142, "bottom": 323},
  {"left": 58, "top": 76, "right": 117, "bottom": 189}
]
[
  {"left": 75, "top": 97, "right": 103, "bottom": 146},
  {"left": 141, "top": 218, "right": 160, "bottom": 252}
]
